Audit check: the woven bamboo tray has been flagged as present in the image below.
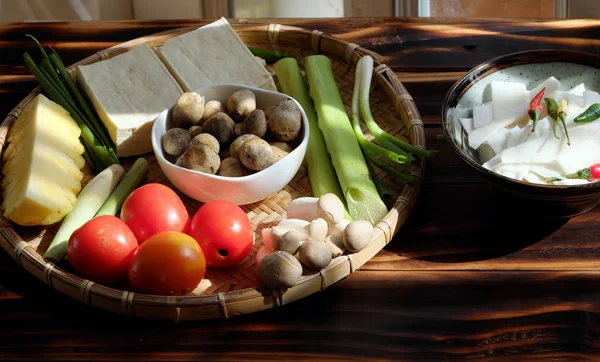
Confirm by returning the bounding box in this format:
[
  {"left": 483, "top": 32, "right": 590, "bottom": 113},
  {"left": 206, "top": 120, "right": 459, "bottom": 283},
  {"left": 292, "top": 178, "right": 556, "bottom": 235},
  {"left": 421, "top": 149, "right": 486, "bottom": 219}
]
[{"left": 0, "top": 22, "right": 426, "bottom": 321}]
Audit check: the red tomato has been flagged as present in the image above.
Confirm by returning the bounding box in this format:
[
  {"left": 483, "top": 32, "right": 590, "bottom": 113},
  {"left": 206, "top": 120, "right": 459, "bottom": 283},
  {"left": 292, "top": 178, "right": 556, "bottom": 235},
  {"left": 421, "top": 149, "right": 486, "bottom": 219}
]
[
  {"left": 67, "top": 215, "right": 138, "bottom": 285},
  {"left": 120, "top": 183, "right": 190, "bottom": 244},
  {"left": 189, "top": 200, "right": 253, "bottom": 267},
  {"left": 128, "top": 231, "right": 206, "bottom": 295}
]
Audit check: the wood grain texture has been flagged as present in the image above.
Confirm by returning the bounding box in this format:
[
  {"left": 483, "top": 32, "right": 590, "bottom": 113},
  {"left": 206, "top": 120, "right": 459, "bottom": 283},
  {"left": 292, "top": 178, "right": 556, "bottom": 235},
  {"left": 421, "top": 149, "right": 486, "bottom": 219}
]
[{"left": 3, "top": 17, "right": 600, "bottom": 360}]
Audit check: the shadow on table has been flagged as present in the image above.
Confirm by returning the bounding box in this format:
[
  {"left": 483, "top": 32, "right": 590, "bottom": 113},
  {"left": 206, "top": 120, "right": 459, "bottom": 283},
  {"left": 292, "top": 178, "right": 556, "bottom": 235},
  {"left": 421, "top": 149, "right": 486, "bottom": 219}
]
[{"left": 385, "top": 184, "right": 573, "bottom": 264}]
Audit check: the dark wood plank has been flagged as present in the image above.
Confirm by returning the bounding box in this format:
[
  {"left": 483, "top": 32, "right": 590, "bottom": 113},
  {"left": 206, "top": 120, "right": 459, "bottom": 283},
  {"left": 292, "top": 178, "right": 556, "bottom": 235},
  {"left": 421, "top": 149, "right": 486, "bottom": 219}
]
[{"left": 2, "top": 256, "right": 600, "bottom": 361}]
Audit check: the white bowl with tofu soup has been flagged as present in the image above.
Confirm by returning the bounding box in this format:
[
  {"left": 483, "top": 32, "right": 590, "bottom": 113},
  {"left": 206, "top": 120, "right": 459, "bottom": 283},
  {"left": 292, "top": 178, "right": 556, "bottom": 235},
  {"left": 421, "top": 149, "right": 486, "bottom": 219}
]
[
  {"left": 151, "top": 83, "right": 309, "bottom": 206},
  {"left": 442, "top": 50, "right": 600, "bottom": 217}
]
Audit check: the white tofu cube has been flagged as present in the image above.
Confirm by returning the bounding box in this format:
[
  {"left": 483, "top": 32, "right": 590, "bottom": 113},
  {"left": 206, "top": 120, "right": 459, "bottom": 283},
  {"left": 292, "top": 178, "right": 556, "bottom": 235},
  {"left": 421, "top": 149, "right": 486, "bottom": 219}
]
[
  {"left": 490, "top": 81, "right": 528, "bottom": 120},
  {"left": 156, "top": 17, "right": 276, "bottom": 92},
  {"left": 77, "top": 44, "right": 183, "bottom": 157},
  {"left": 528, "top": 76, "right": 561, "bottom": 99},
  {"left": 473, "top": 102, "right": 494, "bottom": 129},
  {"left": 569, "top": 83, "right": 586, "bottom": 96}
]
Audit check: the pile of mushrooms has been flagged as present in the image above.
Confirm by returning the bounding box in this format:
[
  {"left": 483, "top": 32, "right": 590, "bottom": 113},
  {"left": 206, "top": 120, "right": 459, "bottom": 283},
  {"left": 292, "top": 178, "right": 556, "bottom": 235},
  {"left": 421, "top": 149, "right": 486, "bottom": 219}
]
[
  {"left": 256, "top": 193, "right": 375, "bottom": 289},
  {"left": 162, "top": 89, "right": 302, "bottom": 177}
]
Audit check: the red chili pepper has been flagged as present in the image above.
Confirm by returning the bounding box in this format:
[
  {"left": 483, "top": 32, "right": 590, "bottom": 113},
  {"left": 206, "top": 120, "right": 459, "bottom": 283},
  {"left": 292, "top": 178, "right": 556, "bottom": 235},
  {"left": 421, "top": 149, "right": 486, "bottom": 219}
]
[
  {"left": 591, "top": 163, "right": 600, "bottom": 180},
  {"left": 528, "top": 87, "right": 546, "bottom": 132},
  {"left": 556, "top": 162, "right": 600, "bottom": 182}
]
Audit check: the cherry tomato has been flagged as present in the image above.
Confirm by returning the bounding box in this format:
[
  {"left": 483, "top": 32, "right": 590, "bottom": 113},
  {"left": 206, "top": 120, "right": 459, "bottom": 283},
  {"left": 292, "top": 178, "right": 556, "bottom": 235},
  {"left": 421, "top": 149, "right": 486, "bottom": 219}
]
[
  {"left": 120, "top": 183, "right": 190, "bottom": 244},
  {"left": 189, "top": 200, "right": 253, "bottom": 267},
  {"left": 128, "top": 231, "right": 206, "bottom": 295},
  {"left": 67, "top": 215, "right": 138, "bottom": 285}
]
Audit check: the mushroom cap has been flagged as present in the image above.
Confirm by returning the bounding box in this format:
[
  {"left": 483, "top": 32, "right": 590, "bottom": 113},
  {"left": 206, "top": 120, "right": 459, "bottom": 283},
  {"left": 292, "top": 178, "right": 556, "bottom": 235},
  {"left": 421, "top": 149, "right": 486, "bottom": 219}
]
[
  {"left": 308, "top": 218, "right": 328, "bottom": 242},
  {"left": 227, "top": 89, "right": 257, "bottom": 121},
  {"left": 240, "top": 109, "right": 267, "bottom": 138},
  {"left": 317, "top": 193, "right": 346, "bottom": 224},
  {"left": 190, "top": 133, "right": 220, "bottom": 155},
  {"left": 172, "top": 92, "right": 205, "bottom": 128},
  {"left": 202, "top": 100, "right": 224, "bottom": 123},
  {"left": 203, "top": 112, "right": 236, "bottom": 143},
  {"left": 239, "top": 138, "right": 273, "bottom": 171},
  {"left": 343, "top": 220, "right": 374, "bottom": 253},
  {"left": 258, "top": 251, "right": 303, "bottom": 288},
  {"left": 163, "top": 127, "right": 191, "bottom": 156},
  {"left": 298, "top": 240, "right": 332, "bottom": 270},
  {"left": 230, "top": 134, "right": 259, "bottom": 159},
  {"left": 273, "top": 229, "right": 304, "bottom": 255}
]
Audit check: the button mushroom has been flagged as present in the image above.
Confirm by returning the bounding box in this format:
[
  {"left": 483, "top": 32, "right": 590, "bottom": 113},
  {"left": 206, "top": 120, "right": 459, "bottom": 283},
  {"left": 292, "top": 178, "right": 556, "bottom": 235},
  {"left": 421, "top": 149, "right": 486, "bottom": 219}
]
[
  {"left": 325, "top": 234, "right": 345, "bottom": 258},
  {"left": 239, "top": 138, "right": 273, "bottom": 171},
  {"left": 240, "top": 109, "right": 267, "bottom": 138},
  {"left": 172, "top": 92, "right": 205, "bottom": 128},
  {"left": 267, "top": 99, "right": 302, "bottom": 142},
  {"left": 328, "top": 219, "right": 351, "bottom": 238},
  {"left": 190, "top": 133, "right": 220, "bottom": 155},
  {"left": 203, "top": 112, "right": 236, "bottom": 143},
  {"left": 162, "top": 127, "right": 191, "bottom": 156},
  {"left": 343, "top": 220, "right": 374, "bottom": 253},
  {"left": 298, "top": 240, "right": 332, "bottom": 270},
  {"left": 201, "top": 100, "right": 224, "bottom": 123},
  {"left": 272, "top": 229, "right": 304, "bottom": 255},
  {"left": 217, "top": 157, "right": 249, "bottom": 177},
  {"left": 317, "top": 193, "right": 346, "bottom": 225},
  {"left": 188, "top": 125, "right": 203, "bottom": 138},
  {"left": 178, "top": 142, "right": 221, "bottom": 174},
  {"left": 258, "top": 251, "right": 303, "bottom": 288},
  {"left": 286, "top": 197, "right": 319, "bottom": 221},
  {"left": 276, "top": 219, "right": 310, "bottom": 239},
  {"left": 227, "top": 89, "right": 256, "bottom": 121},
  {"left": 308, "top": 218, "right": 328, "bottom": 242},
  {"left": 230, "top": 134, "right": 258, "bottom": 159}
]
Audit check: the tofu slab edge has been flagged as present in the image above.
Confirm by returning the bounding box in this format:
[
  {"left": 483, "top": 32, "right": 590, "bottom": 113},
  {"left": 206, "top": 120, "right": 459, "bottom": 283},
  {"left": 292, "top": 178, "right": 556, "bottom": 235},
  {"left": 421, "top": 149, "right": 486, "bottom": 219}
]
[
  {"left": 156, "top": 17, "right": 276, "bottom": 92},
  {"left": 76, "top": 44, "right": 183, "bottom": 157}
]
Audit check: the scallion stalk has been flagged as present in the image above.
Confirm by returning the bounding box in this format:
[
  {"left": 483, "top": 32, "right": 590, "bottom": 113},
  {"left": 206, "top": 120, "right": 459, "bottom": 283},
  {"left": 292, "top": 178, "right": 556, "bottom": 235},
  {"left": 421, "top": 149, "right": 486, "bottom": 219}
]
[
  {"left": 358, "top": 56, "right": 437, "bottom": 160},
  {"left": 305, "top": 55, "right": 388, "bottom": 224}
]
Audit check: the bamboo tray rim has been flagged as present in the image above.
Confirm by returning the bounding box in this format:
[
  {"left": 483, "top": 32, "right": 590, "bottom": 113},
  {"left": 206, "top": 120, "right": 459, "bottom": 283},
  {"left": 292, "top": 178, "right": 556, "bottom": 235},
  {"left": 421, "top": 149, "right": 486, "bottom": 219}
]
[{"left": 0, "top": 22, "right": 427, "bottom": 321}]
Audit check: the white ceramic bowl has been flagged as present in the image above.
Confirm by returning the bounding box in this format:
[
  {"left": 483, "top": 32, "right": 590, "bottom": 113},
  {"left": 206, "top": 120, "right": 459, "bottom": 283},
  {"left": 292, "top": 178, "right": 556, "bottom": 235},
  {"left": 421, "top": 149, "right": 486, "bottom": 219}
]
[{"left": 151, "top": 83, "right": 309, "bottom": 205}]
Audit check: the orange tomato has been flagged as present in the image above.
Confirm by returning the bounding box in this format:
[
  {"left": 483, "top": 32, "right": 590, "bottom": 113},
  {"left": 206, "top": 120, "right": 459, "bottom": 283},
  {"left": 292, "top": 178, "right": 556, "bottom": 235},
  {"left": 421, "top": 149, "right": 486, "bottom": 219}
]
[{"left": 128, "top": 231, "right": 206, "bottom": 295}]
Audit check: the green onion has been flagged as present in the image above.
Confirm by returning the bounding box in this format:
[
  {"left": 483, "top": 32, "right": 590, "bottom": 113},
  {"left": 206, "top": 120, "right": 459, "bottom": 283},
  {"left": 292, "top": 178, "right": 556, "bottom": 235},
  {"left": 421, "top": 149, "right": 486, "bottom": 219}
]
[
  {"left": 358, "top": 56, "right": 437, "bottom": 160},
  {"left": 273, "top": 58, "right": 346, "bottom": 200},
  {"left": 350, "top": 57, "right": 411, "bottom": 166},
  {"left": 248, "top": 47, "right": 291, "bottom": 62},
  {"left": 23, "top": 35, "right": 120, "bottom": 170},
  {"left": 305, "top": 55, "right": 388, "bottom": 224},
  {"left": 95, "top": 158, "right": 149, "bottom": 217},
  {"left": 23, "top": 52, "right": 114, "bottom": 169},
  {"left": 49, "top": 52, "right": 116, "bottom": 152}
]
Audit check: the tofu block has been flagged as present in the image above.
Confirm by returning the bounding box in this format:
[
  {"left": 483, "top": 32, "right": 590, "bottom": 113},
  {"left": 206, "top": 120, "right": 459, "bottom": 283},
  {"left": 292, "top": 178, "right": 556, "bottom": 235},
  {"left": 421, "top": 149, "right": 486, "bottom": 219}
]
[
  {"left": 529, "top": 76, "right": 561, "bottom": 99},
  {"left": 523, "top": 171, "right": 549, "bottom": 184},
  {"left": 77, "top": 44, "right": 183, "bottom": 157},
  {"left": 485, "top": 127, "right": 511, "bottom": 154},
  {"left": 490, "top": 81, "right": 528, "bottom": 120},
  {"left": 473, "top": 102, "right": 494, "bottom": 129},
  {"left": 156, "top": 17, "right": 276, "bottom": 92},
  {"left": 490, "top": 163, "right": 530, "bottom": 181},
  {"left": 468, "top": 101, "right": 528, "bottom": 150},
  {"left": 569, "top": 83, "right": 586, "bottom": 96}
]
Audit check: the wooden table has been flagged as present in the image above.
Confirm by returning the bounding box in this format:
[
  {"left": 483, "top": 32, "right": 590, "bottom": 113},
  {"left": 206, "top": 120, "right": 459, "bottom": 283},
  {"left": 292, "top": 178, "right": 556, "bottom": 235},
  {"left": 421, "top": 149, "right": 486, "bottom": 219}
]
[{"left": 2, "top": 17, "right": 600, "bottom": 361}]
